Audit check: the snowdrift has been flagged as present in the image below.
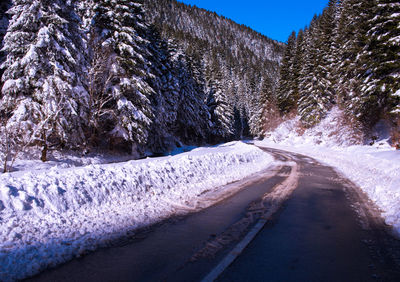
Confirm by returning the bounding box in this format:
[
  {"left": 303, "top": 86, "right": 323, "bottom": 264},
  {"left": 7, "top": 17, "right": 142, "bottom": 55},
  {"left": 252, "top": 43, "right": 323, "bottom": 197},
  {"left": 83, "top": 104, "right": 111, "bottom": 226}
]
[{"left": 0, "top": 142, "right": 273, "bottom": 281}]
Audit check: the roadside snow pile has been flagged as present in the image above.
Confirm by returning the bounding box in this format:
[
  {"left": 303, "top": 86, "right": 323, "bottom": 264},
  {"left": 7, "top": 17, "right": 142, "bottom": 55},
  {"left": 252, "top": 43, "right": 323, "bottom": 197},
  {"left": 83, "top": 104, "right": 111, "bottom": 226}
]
[
  {"left": 7, "top": 145, "right": 200, "bottom": 173},
  {"left": 266, "top": 107, "right": 363, "bottom": 146},
  {"left": 0, "top": 141, "right": 273, "bottom": 281},
  {"left": 258, "top": 107, "right": 400, "bottom": 236}
]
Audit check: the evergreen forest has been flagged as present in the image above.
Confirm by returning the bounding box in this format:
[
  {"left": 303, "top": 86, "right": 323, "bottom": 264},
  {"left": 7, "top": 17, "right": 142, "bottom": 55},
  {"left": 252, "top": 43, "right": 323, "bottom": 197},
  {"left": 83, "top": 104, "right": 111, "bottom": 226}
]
[
  {"left": 278, "top": 0, "right": 400, "bottom": 139},
  {"left": 0, "top": 0, "right": 399, "bottom": 162}
]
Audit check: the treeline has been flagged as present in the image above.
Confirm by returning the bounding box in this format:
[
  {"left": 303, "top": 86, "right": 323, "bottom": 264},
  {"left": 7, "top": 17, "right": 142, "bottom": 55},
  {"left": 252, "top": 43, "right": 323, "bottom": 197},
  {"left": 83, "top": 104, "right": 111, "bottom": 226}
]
[
  {"left": 0, "top": 0, "right": 284, "bottom": 170},
  {"left": 277, "top": 0, "right": 400, "bottom": 138}
]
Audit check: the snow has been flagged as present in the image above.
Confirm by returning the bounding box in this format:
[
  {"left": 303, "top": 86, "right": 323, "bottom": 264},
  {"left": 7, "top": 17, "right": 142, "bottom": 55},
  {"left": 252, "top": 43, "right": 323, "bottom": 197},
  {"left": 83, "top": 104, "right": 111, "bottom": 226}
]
[
  {"left": 36, "top": 27, "right": 51, "bottom": 48},
  {"left": 1, "top": 79, "right": 24, "bottom": 94},
  {"left": 0, "top": 142, "right": 273, "bottom": 281},
  {"left": 258, "top": 107, "right": 400, "bottom": 237},
  {"left": 391, "top": 108, "right": 400, "bottom": 114}
]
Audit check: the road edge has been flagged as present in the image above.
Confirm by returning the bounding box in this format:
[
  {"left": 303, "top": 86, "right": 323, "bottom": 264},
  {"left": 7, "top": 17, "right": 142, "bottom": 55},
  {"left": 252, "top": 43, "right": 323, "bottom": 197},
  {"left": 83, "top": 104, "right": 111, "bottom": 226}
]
[{"left": 201, "top": 158, "right": 299, "bottom": 282}]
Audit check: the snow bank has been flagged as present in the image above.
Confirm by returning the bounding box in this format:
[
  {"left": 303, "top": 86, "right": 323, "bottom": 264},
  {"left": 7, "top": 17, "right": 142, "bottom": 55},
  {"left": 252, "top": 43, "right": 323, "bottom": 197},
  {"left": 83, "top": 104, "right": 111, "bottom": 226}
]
[
  {"left": 0, "top": 142, "right": 273, "bottom": 281},
  {"left": 266, "top": 107, "right": 363, "bottom": 147},
  {"left": 258, "top": 107, "right": 400, "bottom": 236}
]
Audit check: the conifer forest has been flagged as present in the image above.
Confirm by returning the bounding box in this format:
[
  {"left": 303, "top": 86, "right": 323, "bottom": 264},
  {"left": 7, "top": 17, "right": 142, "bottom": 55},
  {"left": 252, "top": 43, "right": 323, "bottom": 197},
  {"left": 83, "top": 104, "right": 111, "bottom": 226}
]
[{"left": 0, "top": 0, "right": 399, "bottom": 159}]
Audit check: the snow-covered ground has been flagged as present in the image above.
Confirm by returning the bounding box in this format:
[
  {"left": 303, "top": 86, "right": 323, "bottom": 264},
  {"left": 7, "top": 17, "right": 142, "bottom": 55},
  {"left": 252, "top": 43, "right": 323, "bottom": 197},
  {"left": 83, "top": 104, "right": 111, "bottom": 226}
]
[
  {"left": 2, "top": 107, "right": 398, "bottom": 281},
  {"left": 257, "top": 107, "right": 400, "bottom": 236},
  {"left": 0, "top": 142, "right": 273, "bottom": 281}
]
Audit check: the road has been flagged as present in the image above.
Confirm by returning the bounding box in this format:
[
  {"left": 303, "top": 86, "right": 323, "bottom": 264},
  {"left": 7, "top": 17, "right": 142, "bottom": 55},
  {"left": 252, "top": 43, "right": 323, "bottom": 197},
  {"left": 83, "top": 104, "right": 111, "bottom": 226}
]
[
  {"left": 218, "top": 148, "right": 400, "bottom": 281},
  {"left": 28, "top": 147, "right": 400, "bottom": 281}
]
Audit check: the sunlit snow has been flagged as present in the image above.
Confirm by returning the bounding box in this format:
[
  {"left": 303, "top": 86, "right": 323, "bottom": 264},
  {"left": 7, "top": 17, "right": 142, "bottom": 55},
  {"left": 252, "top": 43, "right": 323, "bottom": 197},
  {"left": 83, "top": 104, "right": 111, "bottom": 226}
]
[{"left": 0, "top": 142, "right": 273, "bottom": 281}]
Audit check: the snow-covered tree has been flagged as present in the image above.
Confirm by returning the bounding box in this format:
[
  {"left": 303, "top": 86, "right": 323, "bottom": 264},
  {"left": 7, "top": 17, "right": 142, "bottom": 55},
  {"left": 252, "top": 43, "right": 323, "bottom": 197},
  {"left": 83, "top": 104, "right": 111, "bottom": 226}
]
[
  {"left": 142, "top": 31, "right": 178, "bottom": 153},
  {"left": 0, "top": 0, "right": 11, "bottom": 78},
  {"left": 256, "top": 77, "right": 279, "bottom": 136},
  {"left": 91, "top": 0, "right": 155, "bottom": 154},
  {"left": 174, "top": 52, "right": 209, "bottom": 144},
  {"left": 297, "top": 3, "right": 337, "bottom": 127},
  {"left": 298, "top": 16, "right": 330, "bottom": 127},
  {"left": 334, "top": 0, "right": 376, "bottom": 127},
  {"left": 205, "top": 56, "right": 235, "bottom": 142},
  {"left": 1, "top": 0, "right": 88, "bottom": 156},
  {"left": 360, "top": 0, "right": 400, "bottom": 122},
  {"left": 75, "top": 0, "right": 95, "bottom": 31},
  {"left": 277, "top": 31, "right": 297, "bottom": 113},
  {"left": 247, "top": 73, "right": 264, "bottom": 137},
  {"left": 290, "top": 29, "right": 305, "bottom": 111},
  {"left": 314, "top": 0, "right": 337, "bottom": 102}
]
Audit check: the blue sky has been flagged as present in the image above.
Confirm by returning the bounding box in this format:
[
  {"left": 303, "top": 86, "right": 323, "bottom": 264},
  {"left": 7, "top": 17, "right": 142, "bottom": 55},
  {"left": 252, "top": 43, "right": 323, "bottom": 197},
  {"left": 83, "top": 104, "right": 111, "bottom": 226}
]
[{"left": 177, "top": 0, "right": 329, "bottom": 42}]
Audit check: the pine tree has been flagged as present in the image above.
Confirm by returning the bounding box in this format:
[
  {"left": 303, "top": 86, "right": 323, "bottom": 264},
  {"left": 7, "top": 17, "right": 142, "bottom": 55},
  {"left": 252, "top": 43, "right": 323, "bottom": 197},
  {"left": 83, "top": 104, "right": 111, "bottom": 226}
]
[
  {"left": 298, "top": 16, "right": 325, "bottom": 126},
  {"left": 314, "top": 0, "right": 337, "bottom": 103},
  {"left": 290, "top": 28, "right": 305, "bottom": 110},
  {"left": 297, "top": 6, "right": 337, "bottom": 127},
  {"left": 247, "top": 71, "right": 264, "bottom": 137},
  {"left": 145, "top": 29, "right": 179, "bottom": 153},
  {"left": 1, "top": 0, "right": 88, "bottom": 154},
  {"left": 174, "top": 52, "right": 209, "bottom": 144},
  {"left": 335, "top": 0, "right": 375, "bottom": 126},
  {"left": 0, "top": 0, "right": 11, "bottom": 81},
  {"left": 206, "top": 59, "right": 235, "bottom": 142},
  {"left": 76, "top": 0, "right": 95, "bottom": 31},
  {"left": 277, "top": 31, "right": 297, "bottom": 114},
  {"left": 258, "top": 77, "right": 279, "bottom": 136},
  {"left": 91, "top": 0, "right": 155, "bottom": 154},
  {"left": 157, "top": 40, "right": 181, "bottom": 131},
  {"left": 360, "top": 0, "right": 400, "bottom": 122},
  {"left": 335, "top": 0, "right": 357, "bottom": 105}
]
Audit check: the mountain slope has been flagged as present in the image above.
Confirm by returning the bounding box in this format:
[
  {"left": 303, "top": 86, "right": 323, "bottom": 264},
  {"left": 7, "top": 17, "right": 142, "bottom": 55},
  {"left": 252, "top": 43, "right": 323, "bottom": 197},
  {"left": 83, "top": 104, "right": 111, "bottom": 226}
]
[
  {"left": 145, "top": 0, "right": 283, "bottom": 62},
  {"left": 144, "top": 0, "right": 285, "bottom": 138},
  {"left": 0, "top": 0, "right": 284, "bottom": 168}
]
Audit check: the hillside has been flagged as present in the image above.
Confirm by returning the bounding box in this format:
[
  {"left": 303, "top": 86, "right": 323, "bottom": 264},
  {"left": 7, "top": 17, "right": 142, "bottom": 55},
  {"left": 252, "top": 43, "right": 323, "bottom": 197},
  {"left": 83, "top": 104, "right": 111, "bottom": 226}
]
[
  {"left": 276, "top": 0, "right": 400, "bottom": 146},
  {"left": 145, "top": 0, "right": 285, "bottom": 138},
  {"left": 144, "top": 0, "right": 283, "bottom": 62},
  {"left": 0, "top": 0, "right": 284, "bottom": 171}
]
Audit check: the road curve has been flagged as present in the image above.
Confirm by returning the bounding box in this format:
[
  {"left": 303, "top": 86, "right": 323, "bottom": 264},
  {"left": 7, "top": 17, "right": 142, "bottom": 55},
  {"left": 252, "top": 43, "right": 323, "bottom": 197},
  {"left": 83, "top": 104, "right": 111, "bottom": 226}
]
[
  {"left": 27, "top": 147, "right": 400, "bottom": 281},
  {"left": 218, "top": 147, "right": 400, "bottom": 282}
]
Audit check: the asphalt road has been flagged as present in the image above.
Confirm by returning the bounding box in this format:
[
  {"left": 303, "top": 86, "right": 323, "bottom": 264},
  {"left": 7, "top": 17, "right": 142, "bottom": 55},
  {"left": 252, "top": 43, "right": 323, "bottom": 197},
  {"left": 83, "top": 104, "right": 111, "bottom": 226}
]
[
  {"left": 218, "top": 148, "right": 400, "bottom": 281},
  {"left": 28, "top": 147, "right": 400, "bottom": 282}
]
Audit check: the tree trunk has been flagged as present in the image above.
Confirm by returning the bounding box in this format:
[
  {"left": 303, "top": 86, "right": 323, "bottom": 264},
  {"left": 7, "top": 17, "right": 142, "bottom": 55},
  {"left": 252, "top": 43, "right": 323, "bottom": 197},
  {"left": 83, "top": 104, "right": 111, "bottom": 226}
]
[
  {"left": 3, "top": 159, "right": 7, "bottom": 173},
  {"left": 41, "top": 131, "right": 47, "bottom": 162}
]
